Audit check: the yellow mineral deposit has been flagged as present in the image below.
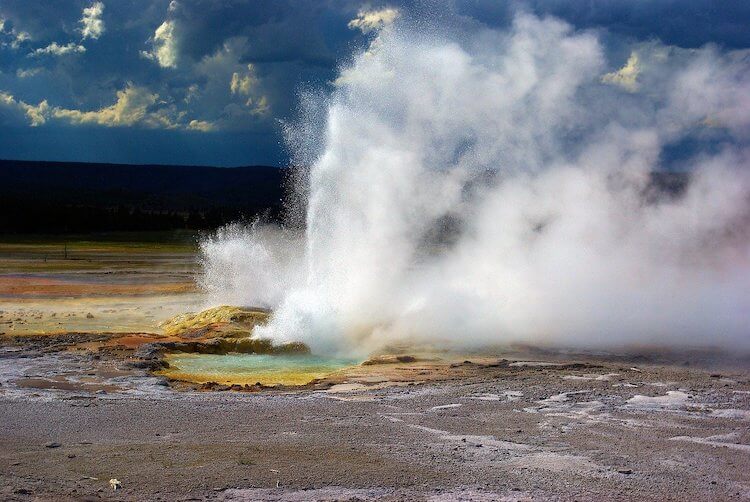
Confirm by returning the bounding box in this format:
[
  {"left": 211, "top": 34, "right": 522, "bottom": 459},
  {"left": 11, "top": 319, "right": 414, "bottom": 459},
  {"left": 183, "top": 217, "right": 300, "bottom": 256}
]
[{"left": 158, "top": 305, "right": 270, "bottom": 337}]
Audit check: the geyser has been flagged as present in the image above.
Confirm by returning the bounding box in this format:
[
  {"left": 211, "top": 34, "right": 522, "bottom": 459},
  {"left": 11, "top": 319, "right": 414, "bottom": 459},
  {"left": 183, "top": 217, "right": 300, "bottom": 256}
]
[{"left": 202, "top": 12, "right": 750, "bottom": 355}]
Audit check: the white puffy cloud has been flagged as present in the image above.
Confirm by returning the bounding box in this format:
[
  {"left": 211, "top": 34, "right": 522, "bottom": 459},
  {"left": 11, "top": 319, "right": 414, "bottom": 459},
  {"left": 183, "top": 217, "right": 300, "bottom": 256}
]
[
  {"left": 16, "top": 67, "right": 43, "bottom": 78},
  {"left": 0, "top": 92, "right": 14, "bottom": 106},
  {"left": 0, "top": 91, "right": 24, "bottom": 124},
  {"left": 0, "top": 84, "right": 219, "bottom": 131},
  {"left": 184, "top": 83, "right": 199, "bottom": 103},
  {"left": 12, "top": 32, "right": 30, "bottom": 49},
  {"left": 601, "top": 52, "right": 640, "bottom": 91},
  {"left": 52, "top": 85, "right": 160, "bottom": 127},
  {"left": 190, "top": 39, "right": 272, "bottom": 124},
  {"left": 30, "top": 42, "right": 86, "bottom": 57},
  {"left": 1, "top": 20, "right": 31, "bottom": 49},
  {"left": 348, "top": 8, "right": 399, "bottom": 33},
  {"left": 229, "top": 63, "right": 269, "bottom": 114},
  {"left": 245, "top": 95, "right": 269, "bottom": 115},
  {"left": 141, "top": 20, "right": 179, "bottom": 68},
  {"left": 80, "top": 2, "right": 105, "bottom": 40},
  {"left": 0, "top": 91, "right": 50, "bottom": 126},
  {"left": 230, "top": 64, "right": 258, "bottom": 96},
  {"left": 188, "top": 119, "right": 216, "bottom": 132},
  {"left": 25, "top": 100, "right": 50, "bottom": 126}
]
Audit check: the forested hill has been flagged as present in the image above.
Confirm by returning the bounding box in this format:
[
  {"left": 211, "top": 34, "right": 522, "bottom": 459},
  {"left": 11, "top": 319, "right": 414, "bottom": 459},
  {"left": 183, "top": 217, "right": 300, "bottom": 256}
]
[{"left": 0, "top": 159, "right": 286, "bottom": 234}]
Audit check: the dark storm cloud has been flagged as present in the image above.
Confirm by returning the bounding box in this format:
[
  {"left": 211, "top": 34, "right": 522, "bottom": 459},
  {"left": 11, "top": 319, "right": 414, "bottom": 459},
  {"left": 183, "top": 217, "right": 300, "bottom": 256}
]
[{"left": 0, "top": 0, "right": 748, "bottom": 166}]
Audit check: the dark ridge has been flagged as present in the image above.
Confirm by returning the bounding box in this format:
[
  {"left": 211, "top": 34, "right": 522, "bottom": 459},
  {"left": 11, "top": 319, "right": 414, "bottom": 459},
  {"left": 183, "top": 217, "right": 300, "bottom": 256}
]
[{"left": 0, "top": 159, "right": 286, "bottom": 234}]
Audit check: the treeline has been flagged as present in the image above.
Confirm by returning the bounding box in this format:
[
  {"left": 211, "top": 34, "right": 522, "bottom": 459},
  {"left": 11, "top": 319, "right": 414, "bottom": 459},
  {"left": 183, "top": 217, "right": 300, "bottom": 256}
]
[{"left": 0, "top": 160, "right": 286, "bottom": 234}]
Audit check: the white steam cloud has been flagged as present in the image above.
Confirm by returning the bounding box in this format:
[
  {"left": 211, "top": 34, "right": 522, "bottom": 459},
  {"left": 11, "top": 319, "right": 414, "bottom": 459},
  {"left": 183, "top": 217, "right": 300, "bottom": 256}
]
[{"left": 202, "top": 13, "right": 750, "bottom": 355}]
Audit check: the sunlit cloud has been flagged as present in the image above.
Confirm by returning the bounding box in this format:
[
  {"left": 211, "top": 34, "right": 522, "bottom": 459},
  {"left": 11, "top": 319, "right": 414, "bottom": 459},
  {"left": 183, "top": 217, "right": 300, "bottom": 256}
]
[
  {"left": 229, "top": 63, "right": 269, "bottom": 114},
  {"left": 188, "top": 119, "right": 216, "bottom": 132},
  {"left": 0, "top": 91, "right": 50, "bottom": 126},
  {"left": 0, "top": 85, "right": 217, "bottom": 132},
  {"left": 0, "top": 0, "right": 748, "bottom": 166},
  {"left": 30, "top": 42, "right": 86, "bottom": 57},
  {"left": 12, "top": 32, "right": 30, "bottom": 49},
  {"left": 348, "top": 8, "right": 399, "bottom": 33},
  {"left": 16, "top": 67, "right": 43, "bottom": 78},
  {"left": 80, "top": 2, "right": 105, "bottom": 40},
  {"left": 53, "top": 85, "right": 160, "bottom": 127},
  {"left": 246, "top": 95, "right": 269, "bottom": 115},
  {"left": 141, "top": 20, "right": 179, "bottom": 68},
  {"left": 601, "top": 52, "right": 640, "bottom": 92},
  {"left": 1, "top": 22, "right": 31, "bottom": 50},
  {"left": 230, "top": 64, "right": 258, "bottom": 96}
]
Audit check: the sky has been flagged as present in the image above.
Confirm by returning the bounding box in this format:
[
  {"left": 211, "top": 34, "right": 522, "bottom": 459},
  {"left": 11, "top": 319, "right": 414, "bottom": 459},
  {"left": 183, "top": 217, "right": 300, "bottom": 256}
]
[{"left": 0, "top": 0, "right": 748, "bottom": 167}]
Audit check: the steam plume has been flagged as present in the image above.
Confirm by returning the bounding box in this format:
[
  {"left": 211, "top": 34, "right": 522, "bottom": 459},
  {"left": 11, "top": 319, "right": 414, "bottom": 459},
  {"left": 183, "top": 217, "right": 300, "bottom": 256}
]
[{"left": 202, "top": 12, "right": 750, "bottom": 355}]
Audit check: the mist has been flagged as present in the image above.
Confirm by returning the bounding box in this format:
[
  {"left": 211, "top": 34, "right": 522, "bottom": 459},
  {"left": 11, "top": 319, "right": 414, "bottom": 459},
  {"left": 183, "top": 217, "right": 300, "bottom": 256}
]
[{"left": 201, "top": 12, "right": 750, "bottom": 355}]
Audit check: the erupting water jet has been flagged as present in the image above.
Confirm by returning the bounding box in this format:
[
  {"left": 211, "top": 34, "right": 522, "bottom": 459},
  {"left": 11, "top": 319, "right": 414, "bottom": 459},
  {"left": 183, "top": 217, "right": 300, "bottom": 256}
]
[{"left": 202, "top": 12, "right": 750, "bottom": 356}]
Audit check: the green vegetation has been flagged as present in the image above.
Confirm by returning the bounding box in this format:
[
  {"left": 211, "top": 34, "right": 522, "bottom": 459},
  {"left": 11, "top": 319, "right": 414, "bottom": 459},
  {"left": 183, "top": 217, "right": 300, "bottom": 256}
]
[{"left": 0, "top": 233, "right": 199, "bottom": 273}]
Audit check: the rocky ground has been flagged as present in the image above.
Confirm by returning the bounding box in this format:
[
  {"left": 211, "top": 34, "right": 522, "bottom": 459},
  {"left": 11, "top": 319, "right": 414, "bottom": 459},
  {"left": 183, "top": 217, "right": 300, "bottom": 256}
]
[{"left": 1, "top": 336, "right": 749, "bottom": 501}]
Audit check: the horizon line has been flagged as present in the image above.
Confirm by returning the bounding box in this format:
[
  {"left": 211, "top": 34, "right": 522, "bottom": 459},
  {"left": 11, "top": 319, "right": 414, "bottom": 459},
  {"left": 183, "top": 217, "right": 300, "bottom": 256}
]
[{"left": 0, "top": 158, "right": 287, "bottom": 170}]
